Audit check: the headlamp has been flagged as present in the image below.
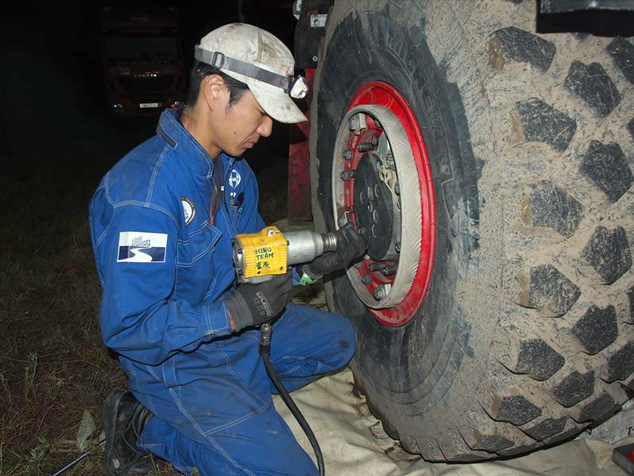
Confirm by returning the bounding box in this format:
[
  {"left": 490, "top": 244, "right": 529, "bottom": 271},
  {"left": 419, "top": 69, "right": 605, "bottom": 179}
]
[
  {"left": 194, "top": 45, "right": 309, "bottom": 100},
  {"left": 288, "top": 76, "right": 308, "bottom": 99}
]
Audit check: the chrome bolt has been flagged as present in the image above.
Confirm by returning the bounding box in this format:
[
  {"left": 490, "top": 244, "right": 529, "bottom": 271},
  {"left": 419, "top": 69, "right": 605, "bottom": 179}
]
[
  {"left": 337, "top": 216, "right": 347, "bottom": 227},
  {"left": 361, "top": 274, "right": 372, "bottom": 285},
  {"left": 343, "top": 149, "right": 353, "bottom": 160},
  {"left": 395, "top": 242, "right": 401, "bottom": 253},
  {"left": 312, "top": 55, "right": 318, "bottom": 62}
]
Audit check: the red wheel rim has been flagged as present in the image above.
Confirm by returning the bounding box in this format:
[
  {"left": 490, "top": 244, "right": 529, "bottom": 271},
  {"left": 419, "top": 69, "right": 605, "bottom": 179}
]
[{"left": 342, "top": 81, "right": 436, "bottom": 326}]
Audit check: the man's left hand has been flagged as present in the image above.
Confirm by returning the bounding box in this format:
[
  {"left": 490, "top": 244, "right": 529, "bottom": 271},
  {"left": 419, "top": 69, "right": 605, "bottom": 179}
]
[{"left": 303, "top": 225, "right": 369, "bottom": 279}]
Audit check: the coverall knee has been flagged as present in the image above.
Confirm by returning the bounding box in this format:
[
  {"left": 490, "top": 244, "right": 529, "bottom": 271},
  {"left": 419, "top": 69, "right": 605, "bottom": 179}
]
[{"left": 130, "top": 303, "right": 355, "bottom": 475}]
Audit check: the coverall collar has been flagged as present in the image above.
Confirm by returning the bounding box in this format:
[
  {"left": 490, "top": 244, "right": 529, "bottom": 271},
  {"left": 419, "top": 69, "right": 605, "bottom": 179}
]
[{"left": 157, "top": 108, "right": 219, "bottom": 178}]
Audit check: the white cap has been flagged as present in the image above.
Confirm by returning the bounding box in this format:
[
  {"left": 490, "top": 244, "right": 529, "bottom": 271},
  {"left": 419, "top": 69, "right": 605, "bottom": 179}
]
[{"left": 196, "top": 23, "right": 308, "bottom": 124}]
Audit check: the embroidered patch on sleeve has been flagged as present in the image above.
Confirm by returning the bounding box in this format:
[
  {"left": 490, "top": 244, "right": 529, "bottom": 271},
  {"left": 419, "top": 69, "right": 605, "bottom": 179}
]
[
  {"left": 181, "top": 197, "right": 196, "bottom": 226},
  {"left": 117, "top": 232, "right": 168, "bottom": 263}
]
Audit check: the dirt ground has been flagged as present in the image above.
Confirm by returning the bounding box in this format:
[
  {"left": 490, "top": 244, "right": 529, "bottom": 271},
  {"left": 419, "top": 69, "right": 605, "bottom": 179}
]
[{"left": 0, "top": 114, "right": 296, "bottom": 475}]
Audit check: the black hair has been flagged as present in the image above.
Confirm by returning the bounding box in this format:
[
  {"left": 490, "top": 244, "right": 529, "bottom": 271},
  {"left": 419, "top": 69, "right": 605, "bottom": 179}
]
[{"left": 185, "top": 61, "right": 249, "bottom": 109}]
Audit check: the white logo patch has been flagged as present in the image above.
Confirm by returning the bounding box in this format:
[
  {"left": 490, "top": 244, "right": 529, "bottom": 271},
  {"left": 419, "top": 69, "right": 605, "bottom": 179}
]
[
  {"left": 117, "top": 232, "right": 167, "bottom": 263},
  {"left": 181, "top": 197, "right": 196, "bottom": 226},
  {"left": 229, "top": 170, "right": 241, "bottom": 188}
]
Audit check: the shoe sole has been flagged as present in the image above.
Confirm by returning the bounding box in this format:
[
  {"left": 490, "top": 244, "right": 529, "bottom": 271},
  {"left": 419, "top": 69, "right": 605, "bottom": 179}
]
[{"left": 103, "top": 388, "right": 127, "bottom": 476}]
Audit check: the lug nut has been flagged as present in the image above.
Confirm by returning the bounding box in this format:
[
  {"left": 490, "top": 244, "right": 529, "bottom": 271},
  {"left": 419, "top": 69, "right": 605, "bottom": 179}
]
[
  {"left": 361, "top": 274, "right": 372, "bottom": 285},
  {"left": 357, "top": 137, "right": 378, "bottom": 153},
  {"left": 374, "top": 285, "right": 388, "bottom": 300},
  {"left": 381, "top": 263, "right": 398, "bottom": 276},
  {"left": 343, "top": 149, "right": 353, "bottom": 160},
  {"left": 369, "top": 262, "right": 386, "bottom": 272},
  {"left": 340, "top": 170, "right": 355, "bottom": 181}
]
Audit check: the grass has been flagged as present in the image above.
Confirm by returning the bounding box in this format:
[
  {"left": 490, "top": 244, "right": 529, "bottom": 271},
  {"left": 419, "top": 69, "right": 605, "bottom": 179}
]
[{"left": 0, "top": 117, "right": 294, "bottom": 474}]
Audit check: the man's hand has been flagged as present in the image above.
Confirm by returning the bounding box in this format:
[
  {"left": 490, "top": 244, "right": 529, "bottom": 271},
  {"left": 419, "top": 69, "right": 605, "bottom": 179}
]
[
  {"left": 224, "top": 273, "right": 292, "bottom": 332},
  {"left": 304, "top": 225, "right": 369, "bottom": 279}
]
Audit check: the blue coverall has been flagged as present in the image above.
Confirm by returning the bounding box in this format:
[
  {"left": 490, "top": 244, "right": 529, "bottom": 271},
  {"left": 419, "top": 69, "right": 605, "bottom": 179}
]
[{"left": 89, "top": 109, "right": 356, "bottom": 475}]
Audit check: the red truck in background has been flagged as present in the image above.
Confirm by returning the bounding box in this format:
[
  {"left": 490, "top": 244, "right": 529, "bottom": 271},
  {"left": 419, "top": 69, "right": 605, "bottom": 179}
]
[{"left": 99, "top": 6, "right": 186, "bottom": 117}]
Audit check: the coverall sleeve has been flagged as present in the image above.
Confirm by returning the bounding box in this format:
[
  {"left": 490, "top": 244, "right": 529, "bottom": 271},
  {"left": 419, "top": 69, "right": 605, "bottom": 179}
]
[{"left": 95, "top": 205, "right": 233, "bottom": 365}]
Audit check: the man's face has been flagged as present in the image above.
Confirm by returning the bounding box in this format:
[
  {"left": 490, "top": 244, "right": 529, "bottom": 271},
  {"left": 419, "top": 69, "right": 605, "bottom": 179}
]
[{"left": 209, "top": 86, "right": 273, "bottom": 157}]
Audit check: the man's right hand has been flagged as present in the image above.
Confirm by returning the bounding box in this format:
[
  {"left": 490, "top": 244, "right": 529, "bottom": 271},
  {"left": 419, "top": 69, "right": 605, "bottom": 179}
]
[{"left": 223, "top": 273, "right": 292, "bottom": 332}]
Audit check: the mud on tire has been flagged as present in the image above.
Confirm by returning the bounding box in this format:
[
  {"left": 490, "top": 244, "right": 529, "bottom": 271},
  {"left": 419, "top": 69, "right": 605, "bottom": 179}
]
[{"left": 309, "top": 0, "right": 634, "bottom": 462}]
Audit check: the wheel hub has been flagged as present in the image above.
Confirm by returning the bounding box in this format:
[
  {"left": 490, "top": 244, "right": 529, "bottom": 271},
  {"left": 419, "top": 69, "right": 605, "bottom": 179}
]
[{"left": 353, "top": 152, "right": 399, "bottom": 261}]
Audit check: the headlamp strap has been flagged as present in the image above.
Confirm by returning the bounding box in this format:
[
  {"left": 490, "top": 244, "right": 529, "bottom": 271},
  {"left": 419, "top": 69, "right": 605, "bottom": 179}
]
[{"left": 195, "top": 45, "right": 292, "bottom": 92}]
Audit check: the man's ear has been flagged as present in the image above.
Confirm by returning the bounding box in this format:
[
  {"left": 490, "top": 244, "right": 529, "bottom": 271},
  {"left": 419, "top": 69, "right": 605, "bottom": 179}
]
[{"left": 202, "top": 74, "right": 226, "bottom": 111}]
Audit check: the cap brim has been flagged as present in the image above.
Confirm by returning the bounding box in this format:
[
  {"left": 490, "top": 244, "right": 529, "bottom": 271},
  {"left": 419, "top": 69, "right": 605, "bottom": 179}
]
[{"left": 224, "top": 71, "right": 307, "bottom": 124}]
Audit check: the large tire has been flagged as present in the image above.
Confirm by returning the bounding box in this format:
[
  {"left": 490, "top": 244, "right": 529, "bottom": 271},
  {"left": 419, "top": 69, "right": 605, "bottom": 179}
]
[{"left": 309, "top": 0, "right": 634, "bottom": 462}]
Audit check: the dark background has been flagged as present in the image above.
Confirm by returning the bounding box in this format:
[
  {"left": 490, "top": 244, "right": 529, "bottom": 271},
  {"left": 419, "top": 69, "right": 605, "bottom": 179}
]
[
  {"left": 0, "top": 3, "right": 299, "bottom": 472},
  {"left": 1, "top": 0, "right": 297, "bottom": 175}
]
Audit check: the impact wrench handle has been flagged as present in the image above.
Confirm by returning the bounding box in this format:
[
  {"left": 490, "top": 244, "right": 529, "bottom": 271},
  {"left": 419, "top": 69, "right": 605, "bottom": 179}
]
[{"left": 259, "top": 323, "right": 325, "bottom": 476}]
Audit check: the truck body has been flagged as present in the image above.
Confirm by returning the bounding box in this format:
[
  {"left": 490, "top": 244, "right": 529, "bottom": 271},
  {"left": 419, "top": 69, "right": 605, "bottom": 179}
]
[{"left": 99, "top": 6, "right": 186, "bottom": 117}]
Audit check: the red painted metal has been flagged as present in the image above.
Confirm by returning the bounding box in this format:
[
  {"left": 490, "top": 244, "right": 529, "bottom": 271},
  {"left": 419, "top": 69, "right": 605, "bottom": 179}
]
[
  {"left": 345, "top": 81, "right": 436, "bottom": 326},
  {"left": 287, "top": 68, "right": 315, "bottom": 220}
]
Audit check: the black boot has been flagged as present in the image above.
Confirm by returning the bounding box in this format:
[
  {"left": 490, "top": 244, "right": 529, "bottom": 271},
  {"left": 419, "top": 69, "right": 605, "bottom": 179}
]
[{"left": 103, "top": 389, "right": 153, "bottom": 475}]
